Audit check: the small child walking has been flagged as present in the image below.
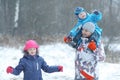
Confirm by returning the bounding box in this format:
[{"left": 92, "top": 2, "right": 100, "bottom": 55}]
[{"left": 6, "top": 40, "right": 63, "bottom": 80}]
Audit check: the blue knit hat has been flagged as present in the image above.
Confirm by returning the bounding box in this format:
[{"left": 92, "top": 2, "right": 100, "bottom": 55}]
[{"left": 74, "top": 7, "right": 85, "bottom": 15}]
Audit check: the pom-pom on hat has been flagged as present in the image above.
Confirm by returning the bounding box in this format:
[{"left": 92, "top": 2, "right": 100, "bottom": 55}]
[
  {"left": 82, "top": 22, "right": 95, "bottom": 33},
  {"left": 24, "top": 40, "right": 39, "bottom": 51},
  {"left": 74, "top": 7, "right": 85, "bottom": 15}
]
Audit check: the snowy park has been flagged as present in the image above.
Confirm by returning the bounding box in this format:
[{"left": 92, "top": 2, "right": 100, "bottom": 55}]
[
  {"left": 0, "top": 0, "right": 120, "bottom": 80},
  {"left": 0, "top": 43, "right": 120, "bottom": 80}
]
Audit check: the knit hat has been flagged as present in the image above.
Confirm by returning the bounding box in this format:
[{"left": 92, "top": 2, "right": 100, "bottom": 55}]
[
  {"left": 24, "top": 40, "right": 39, "bottom": 51},
  {"left": 82, "top": 22, "right": 95, "bottom": 33},
  {"left": 74, "top": 7, "right": 85, "bottom": 15}
]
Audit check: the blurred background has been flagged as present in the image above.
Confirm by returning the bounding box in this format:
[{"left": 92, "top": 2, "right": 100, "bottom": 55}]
[{"left": 0, "top": 0, "right": 120, "bottom": 63}]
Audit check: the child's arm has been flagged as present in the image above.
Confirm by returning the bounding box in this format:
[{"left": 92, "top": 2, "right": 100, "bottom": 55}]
[
  {"left": 96, "top": 41, "right": 106, "bottom": 61},
  {"left": 41, "top": 58, "right": 63, "bottom": 73},
  {"left": 6, "top": 59, "right": 25, "bottom": 75}
]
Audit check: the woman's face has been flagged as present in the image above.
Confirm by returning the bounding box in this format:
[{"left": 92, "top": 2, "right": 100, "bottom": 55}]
[
  {"left": 78, "top": 11, "right": 87, "bottom": 19},
  {"left": 27, "top": 48, "right": 37, "bottom": 56},
  {"left": 82, "top": 29, "right": 92, "bottom": 38}
]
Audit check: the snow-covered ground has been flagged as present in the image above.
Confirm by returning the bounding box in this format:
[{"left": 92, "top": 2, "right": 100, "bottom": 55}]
[{"left": 0, "top": 43, "right": 120, "bottom": 80}]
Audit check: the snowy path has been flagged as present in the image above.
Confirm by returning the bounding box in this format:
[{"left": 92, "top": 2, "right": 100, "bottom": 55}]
[{"left": 0, "top": 43, "right": 120, "bottom": 80}]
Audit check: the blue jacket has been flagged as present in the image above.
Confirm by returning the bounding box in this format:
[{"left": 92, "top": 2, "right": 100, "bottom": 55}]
[
  {"left": 12, "top": 54, "right": 59, "bottom": 80},
  {"left": 69, "top": 13, "right": 90, "bottom": 40},
  {"left": 68, "top": 12, "right": 102, "bottom": 48}
]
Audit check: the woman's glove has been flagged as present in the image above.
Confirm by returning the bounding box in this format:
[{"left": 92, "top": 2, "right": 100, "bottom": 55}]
[
  {"left": 63, "top": 36, "right": 72, "bottom": 43},
  {"left": 88, "top": 41, "right": 96, "bottom": 51},
  {"left": 64, "top": 36, "right": 68, "bottom": 43}
]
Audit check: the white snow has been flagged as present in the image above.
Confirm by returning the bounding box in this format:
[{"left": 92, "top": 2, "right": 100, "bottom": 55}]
[{"left": 0, "top": 43, "right": 120, "bottom": 80}]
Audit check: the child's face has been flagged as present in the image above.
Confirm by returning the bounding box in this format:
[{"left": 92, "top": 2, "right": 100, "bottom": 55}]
[
  {"left": 82, "top": 29, "right": 92, "bottom": 38},
  {"left": 78, "top": 12, "right": 87, "bottom": 19},
  {"left": 27, "top": 48, "right": 37, "bottom": 56}
]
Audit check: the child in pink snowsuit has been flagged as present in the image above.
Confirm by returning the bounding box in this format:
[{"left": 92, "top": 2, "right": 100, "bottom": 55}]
[{"left": 75, "top": 22, "right": 105, "bottom": 80}]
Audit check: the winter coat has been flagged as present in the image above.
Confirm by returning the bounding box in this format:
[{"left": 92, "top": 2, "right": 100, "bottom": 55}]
[
  {"left": 68, "top": 12, "right": 102, "bottom": 49},
  {"left": 75, "top": 39, "right": 105, "bottom": 80},
  {"left": 12, "top": 54, "right": 59, "bottom": 80}
]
